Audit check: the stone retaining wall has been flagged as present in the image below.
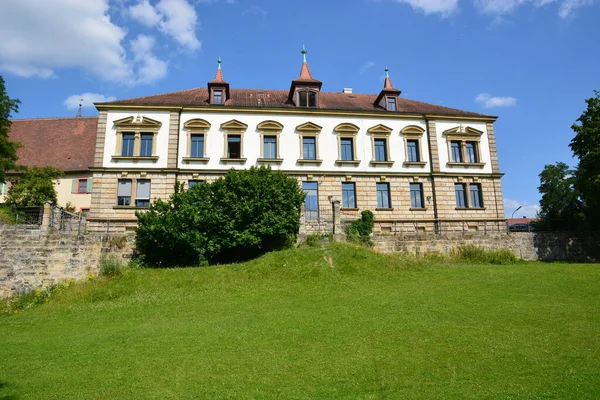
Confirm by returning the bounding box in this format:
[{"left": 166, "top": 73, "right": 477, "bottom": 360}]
[
  {"left": 0, "top": 226, "right": 134, "bottom": 298},
  {"left": 372, "top": 231, "right": 600, "bottom": 261}
]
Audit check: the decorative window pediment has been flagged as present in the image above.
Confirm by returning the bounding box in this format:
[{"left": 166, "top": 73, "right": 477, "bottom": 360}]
[
  {"left": 443, "top": 125, "right": 483, "bottom": 139},
  {"left": 113, "top": 115, "right": 162, "bottom": 129},
  {"left": 184, "top": 119, "right": 211, "bottom": 131},
  {"left": 257, "top": 120, "right": 284, "bottom": 131},
  {"left": 401, "top": 125, "right": 425, "bottom": 136},
  {"left": 367, "top": 124, "right": 393, "bottom": 136},
  {"left": 334, "top": 123, "right": 360, "bottom": 134},
  {"left": 220, "top": 119, "right": 248, "bottom": 131},
  {"left": 296, "top": 121, "right": 322, "bottom": 133}
]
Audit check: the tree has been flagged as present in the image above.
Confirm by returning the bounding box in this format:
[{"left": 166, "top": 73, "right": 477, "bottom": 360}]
[
  {"left": 569, "top": 90, "right": 600, "bottom": 229},
  {"left": 5, "top": 166, "right": 63, "bottom": 207},
  {"left": 537, "top": 162, "right": 582, "bottom": 229},
  {"left": 0, "top": 75, "right": 21, "bottom": 184},
  {"left": 135, "top": 166, "right": 306, "bottom": 266}
]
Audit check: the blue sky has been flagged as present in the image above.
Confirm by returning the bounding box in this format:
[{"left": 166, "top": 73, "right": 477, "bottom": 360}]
[{"left": 1, "top": 0, "right": 599, "bottom": 217}]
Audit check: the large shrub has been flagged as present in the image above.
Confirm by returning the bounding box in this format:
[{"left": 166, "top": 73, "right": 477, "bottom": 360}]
[
  {"left": 345, "top": 210, "right": 374, "bottom": 246},
  {"left": 135, "top": 166, "right": 306, "bottom": 266},
  {"left": 5, "top": 166, "right": 63, "bottom": 206}
]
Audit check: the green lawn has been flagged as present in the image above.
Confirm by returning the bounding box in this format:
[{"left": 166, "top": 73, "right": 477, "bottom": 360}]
[{"left": 1, "top": 243, "right": 599, "bottom": 399}]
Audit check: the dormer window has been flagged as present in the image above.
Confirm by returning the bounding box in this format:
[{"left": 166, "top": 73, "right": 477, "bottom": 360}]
[
  {"left": 297, "top": 90, "right": 317, "bottom": 107},
  {"left": 386, "top": 97, "right": 396, "bottom": 111},
  {"left": 213, "top": 90, "right": 223, "bottom": 105}
]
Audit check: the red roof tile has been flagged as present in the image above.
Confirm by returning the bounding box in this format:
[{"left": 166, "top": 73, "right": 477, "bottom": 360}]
[
  {"left": 103, "top": 88, "right": 490, "bottom": 118},
  {"left": 9, "top": 117, "right": 97, "bottom": 172}
]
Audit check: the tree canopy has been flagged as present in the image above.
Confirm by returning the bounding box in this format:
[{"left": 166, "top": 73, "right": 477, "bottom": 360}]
[
  {"left": 5, "top": 166, "right": 63, "bottom": 207},
  {"left": 135, "top": 166, "right": 306, "bottom": 266},
  {"left": 538, "top": 91, "right": 600, "bottom": 230},
  {"left": 0, "top": 75, "right": 21, "bottom": 184}
]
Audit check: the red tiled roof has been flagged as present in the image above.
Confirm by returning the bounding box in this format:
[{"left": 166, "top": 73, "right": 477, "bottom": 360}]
[
  {"left": 210, "top": 67, "right": 226, "bottom": 84},
  {"left": 104, "top": 88, "right": 490, "bottom": 117},
  {"left": 506, "top": 218, "right": 538, "bottom": 225},
  {"left": 9, "top": 117, "right": 97, "bottom": 172}
]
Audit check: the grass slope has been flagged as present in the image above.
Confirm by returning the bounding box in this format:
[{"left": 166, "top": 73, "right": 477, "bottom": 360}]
[{"left": 1, "top": 243, "right": 599, "bottom": 399}]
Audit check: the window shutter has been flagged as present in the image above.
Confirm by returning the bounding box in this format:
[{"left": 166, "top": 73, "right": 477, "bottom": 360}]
[
  {"left": 117, "top": 180, "right": 132, "bottom": 197},
  {"left": 87, "top": 178, "right": 93, "bottom": 193},
  {"left": 136, "top": 180, "right": 151, "bottom": 199},
  {"left": 71, "top": 179, "right": 77, "bottom": 194}
]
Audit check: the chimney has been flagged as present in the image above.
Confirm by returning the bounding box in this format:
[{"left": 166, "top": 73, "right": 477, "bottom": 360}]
[{"left": 343, "top": 88, "right": 353, "bottom": 94}]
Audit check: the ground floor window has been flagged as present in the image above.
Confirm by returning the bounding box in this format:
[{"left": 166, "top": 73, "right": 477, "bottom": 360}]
[{"left": 303, "top": 181, "right": 319, "bottom": 220}]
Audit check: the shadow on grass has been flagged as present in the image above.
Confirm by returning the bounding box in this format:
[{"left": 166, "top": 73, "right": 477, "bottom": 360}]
[{"left": 0, "top": 381, "right": 19, "bottom": 400}]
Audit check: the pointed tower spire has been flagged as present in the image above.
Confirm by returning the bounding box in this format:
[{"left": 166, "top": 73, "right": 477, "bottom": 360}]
[
  {"left": 374, "top": 67, "right": 401, "bottom": 109},
  {"left": 76, "top": 99, "right": 83, "bottom": 117},
  {"left": 208, "top": 57, "right": 230, "bottom": 104},
  {"left": 289, "top": 45, "right": 322, "bottom": 105}
]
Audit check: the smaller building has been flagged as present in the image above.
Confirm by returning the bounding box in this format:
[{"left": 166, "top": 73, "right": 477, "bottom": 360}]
[{"left": 1, "top": 117, "right": 98, "bottom": 214}]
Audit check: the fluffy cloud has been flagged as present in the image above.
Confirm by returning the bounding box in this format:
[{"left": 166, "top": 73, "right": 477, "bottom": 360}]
[
  {"left": 474, "top": 0, "right": 597, "bottom": 17},
  {"left": 64, "top": 93, "right": 117, "bottom": 110},
  {"left": 129, "top": 0, "right": 201, "bottom": 51},
  {"left": 130, "top": 34, "right": 169, "bottom": 84},
  {"left": 475, "top": 93, "right": 517, "bottom": 108},
  {"left": 0, "top": 0, "right": 130, "bottom": 82},
  {"left": 504, "top": 198, "right": 540, "bottom": 218},
  {"left": 0, "top": 0, "right": 169, "bottom": 85},
  {"left": 392, "top": 0, "right": 459, "bottom": 15}
]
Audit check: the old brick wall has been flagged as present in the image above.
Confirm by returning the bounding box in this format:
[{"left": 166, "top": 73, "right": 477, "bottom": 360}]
[
  {"left": 372, "top": 231, "right": 600, "bottom": 261},
  {"left": 0, "top": 226, "right": 135, "bottom": 298}
]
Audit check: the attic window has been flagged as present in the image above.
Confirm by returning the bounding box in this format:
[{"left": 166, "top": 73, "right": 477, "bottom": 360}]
[
  {"left": 297, "top": 90, "right": 317, "bottom": 108},
  {"left": 386, "top": 97, "right": 397, "bottom": 111},
  {"left": 213, "top": 90, "right": 223, "bottom": 105}
]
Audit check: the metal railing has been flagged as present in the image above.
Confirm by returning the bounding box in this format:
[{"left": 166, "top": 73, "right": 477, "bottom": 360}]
[
  {"left": 0, "top": 205, "right": 44, "bottom": 227},
  {"left": 49, "top": 205, "right": 87, "bottom": 235}
]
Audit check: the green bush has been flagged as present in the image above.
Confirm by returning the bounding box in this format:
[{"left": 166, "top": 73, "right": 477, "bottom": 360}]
[
  {"left": 135, "top": 166, "right": 306, "bottom": 267},
  {"left": 345, "top": 210, "right": 374, "bottom": 246},
  {"left": 454, "top": 245, "right": 519, "bottom": 265},
  {"left": 5, "top": 166, "right": 63, "bottom": 207},
  {"left": 100, "top": 257, "right": 123, "bottom": 277}
]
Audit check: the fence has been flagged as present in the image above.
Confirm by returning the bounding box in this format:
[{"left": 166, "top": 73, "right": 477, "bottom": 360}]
[
  {"left": 0, "top": 205, "right": 44, "bottom": 227},
  {"left": 48, "top": 205, "right": 87, "bottom": 235}
]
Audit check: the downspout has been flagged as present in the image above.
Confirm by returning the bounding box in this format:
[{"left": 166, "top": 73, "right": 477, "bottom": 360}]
[{"left": 424, "top": 115, "right": 440, "bottom": 234}]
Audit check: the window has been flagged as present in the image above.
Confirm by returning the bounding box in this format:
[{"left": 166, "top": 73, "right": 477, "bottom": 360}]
[
  {"left": 190, "top": 134, "right": 205, "bottom": 158},
  {"left": 376, "top": 183, "right": 391, "bottom": 209},
  {"left": 227, "top": 135, "right": 242, "bottom": 159},
  {"left": 80, "top": 208, "right": 90, "bottom": 217},
  {"left": 302, "top": 137, "right": 317, "bottom": 160},
  {"left": 121, "top": 133, "right": 135, "bottom": 156},
  {"left": 342, "top": 182, "right": 356, "bottom": 209},
  {"left": 407, "top": 140, "right": 420, "bottom": 162},
  {"left": 470, "top": 184, "right": 483, "bottom": 208},
  {"left": 136, "top": 179, "right": 151, "bottom": 207},
  {"left": 303, "top": 182, "right": 319, "bottom": 220},
  {"left": 298, "top": 90, "right": 317, "bottom": 107},
  {"left": 188, "top": 180, "right": 204, "bottom": 189},
  {"left": 466, "top": 142, "right": 478, "bottom": 163},
  {"left": 213, "top": 90, "right": 223, "bottom": 105},
  {"left": 386, "top": 97, "right": 396, "bottom": 111},
  {"left": 455, "top": 183, "right": 467, "bottom": 208},
  {"left": 263, "top": 136, "right": 277, "bottom": 159},
  {"left": 117, "top": 179, "right": 132, "bottom": 206},
  {"left": 410, "top": 183, "right": 424, "bottom": 208},
  {"left": 374, "top": 139, "right": 387, "bottom": 162},
  {"left": 340, "top": 138, "right": 354, "bottom": 161},
  {"left": 451, "top": 141, "right": 463, "bottom": 162},
  {"left": 140, "top": 133, "right": 153, "bottom": 157},
  {"left": 78, "top": 179, "right": 88, "bottom": 194}
]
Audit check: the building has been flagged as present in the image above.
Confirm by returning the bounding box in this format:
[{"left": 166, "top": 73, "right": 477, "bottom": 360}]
[
  {"left": 89, "top": 50, "right": 505, "bottom": 233},
  {"left": 1, "top": 117, "right": 97, "bottom": 214}
]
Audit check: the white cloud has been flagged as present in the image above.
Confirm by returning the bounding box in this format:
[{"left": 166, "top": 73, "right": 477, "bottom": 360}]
[
  {"left": 0, "top": 0, "right": 170, "bottom": 85},
  {"left": 475, "top": 93, "right": 517, "bottom": 108},
  {"left": 129, "top": 0, "right": 162, "bottom": 27},
  {"left": 64, "top": 93, "right": 117, "bottom": 110},
  {"left": 360, "top": 61, "right": 376, "bottom": 74},
  {"left": 504, "top": 198, "right": 540, "bottom": 218},
  {"left": 391, "top": 0, "right": 459, "bottom": 15},
  {"left": 128, "top": 0, "right": 201, "bottom": 51},
  {"left": 0, "top": 0, "right": 131, "bottom": 82},
  {"left": 474, "top": 0, "right": 597, "bottom": 17},
  {"left": 131, "top": 35, "right": 169, "bottom": 84}
]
